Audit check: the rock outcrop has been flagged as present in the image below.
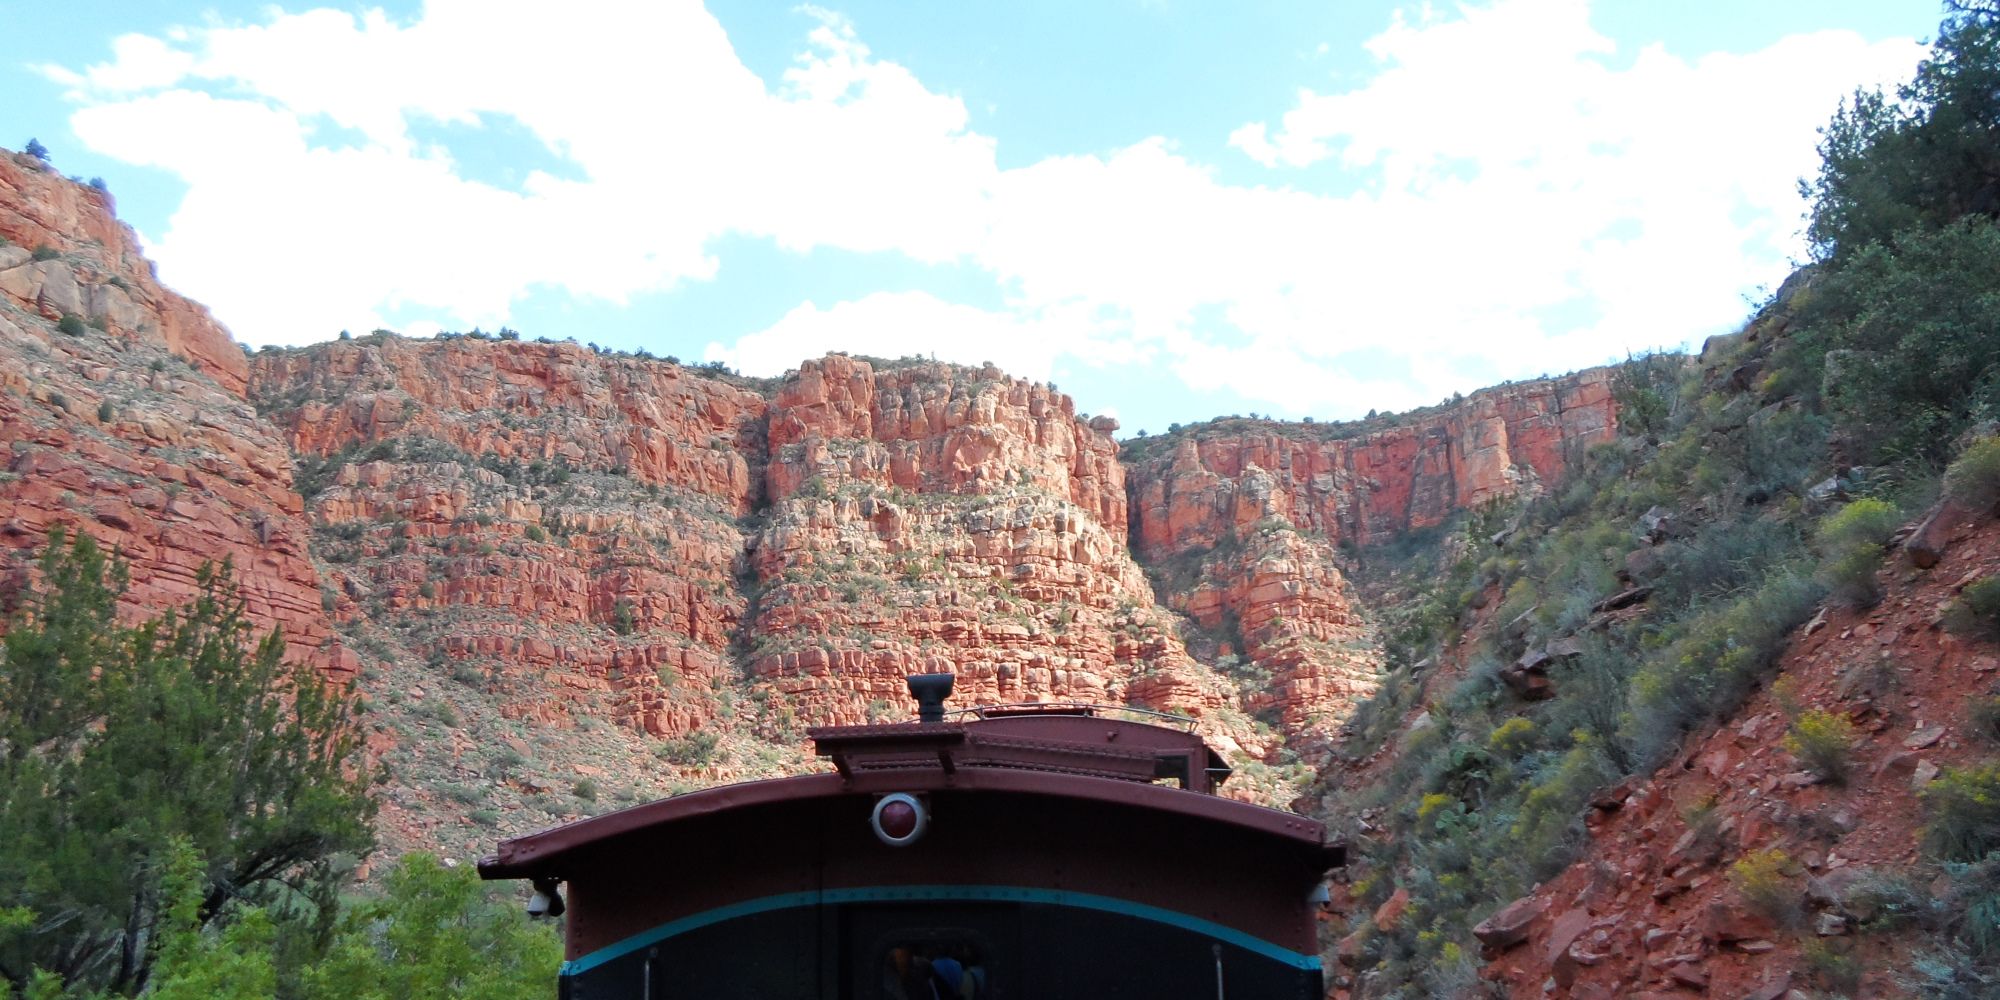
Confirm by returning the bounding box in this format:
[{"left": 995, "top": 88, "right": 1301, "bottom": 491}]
[
  {"left": 0, "top": 153, "right": 247, "bottom": 394},
  {"left": 749, "top": 355, "right": 1238, "bottom": 739},
  {"left": 1127, "top": 372, "right": 1617, "bottom": 558},
  {"left": 232, "top": 344, "right": 1626, "bottom": 848},
  {"left": 0, "top": 153, "right": 340, "bottom": 671},
  {"left": 1122, "top": 373, "right": 1617, "bottom": 738},
  {"left": 250, "top": 337, "right": 768, "bottom": 738}
]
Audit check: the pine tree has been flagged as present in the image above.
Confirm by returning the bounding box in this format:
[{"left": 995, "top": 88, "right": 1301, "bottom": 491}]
[{"left": 0, "top": 530, "right": 376, "bottom": 995}]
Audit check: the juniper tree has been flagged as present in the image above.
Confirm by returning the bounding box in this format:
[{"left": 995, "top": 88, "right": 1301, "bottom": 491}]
[{"left": 0, "top": 530, "right": 376, "bottom": 995}]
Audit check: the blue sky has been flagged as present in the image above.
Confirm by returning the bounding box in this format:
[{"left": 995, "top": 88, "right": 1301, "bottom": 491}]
[{"left": 2, "top": 0, "right": 1942, "bottom": 435}]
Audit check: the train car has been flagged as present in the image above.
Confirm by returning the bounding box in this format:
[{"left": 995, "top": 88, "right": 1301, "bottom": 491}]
[{"left": 479, "top": 674, "right": 1344, "bottom": 999}]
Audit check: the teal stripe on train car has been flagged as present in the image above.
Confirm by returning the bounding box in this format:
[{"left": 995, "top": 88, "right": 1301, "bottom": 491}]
[{"left": 558, "top": 884, "right": 1323, "bottom": 976}]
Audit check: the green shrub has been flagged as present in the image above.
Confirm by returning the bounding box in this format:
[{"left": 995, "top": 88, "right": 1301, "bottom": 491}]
[
  {"left": 1624, "top": 569, "right": 1824, "bottom": 762},
  {"left": 421, "top": 698, "right": 458, "bottom": 727},
  {"left": 56, "top": 312, "right": 85, "bottom": 336},
  {"left": 439, "top": 782, "right": 481, "bottom": 805},
  {"left": 1922, "top": 762, "right": 2000, "bottom": 862},
  {"left": 524, "top": 524, "right": 546, "bottom": 542},
  {"left": 96, "top": 400, "right": 114, "bottom": 423},
  {"left": 1940, "top": 855, "right": 2000, "bottom": 964},
  {"left": 1945, "top": 576, "right": 2000, "bottom": 640},
  {"left": 1487, "top": 717, "right": 1536, "bottom": 758},
  {"left": 297, "top": 854, "right": 562, "bottom": 1000},
  {"left": 1818, "top": 498, "right": 1901, "bottom": 548},
  {"left": 1971, "top": 693, "right": 2000, "bottom": 747},
  {"left": 1679, "top": 793, "right": 1724, "bottom": 855},
  {"left": 1729, "top": 847, "right": 1803, "bottom": 927},
  {"left": 1802, "top": 939, "right": 1862, "bottom": 992},
  {"left": 484, "top": 746, "right": 528, "bottom": 779},
  {"left": 1817, "top": 498, "right": 1901, "bottom": 606},
  {"left": 573, "top": 779, "right": 598, "bottom": 802},
  {"left": 1946, "top": 437, "right": 2000, "bottom": 511},
  {"left": 31, "top": 244, "right": 58, "bottom": 261},
  {"left": 659, "top": 730, "right": 720, "bottom": 766},
  {"left": 1511, "top": 736, "right": 1616, "bottom": 877},
  {"left": 1784, "top": 708, "right": 1859, "bottom": 784}
]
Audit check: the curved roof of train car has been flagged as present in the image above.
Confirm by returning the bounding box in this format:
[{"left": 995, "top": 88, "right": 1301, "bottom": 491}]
[{"left": 479, "top": 764, "right": 1340, "bottom": 882}]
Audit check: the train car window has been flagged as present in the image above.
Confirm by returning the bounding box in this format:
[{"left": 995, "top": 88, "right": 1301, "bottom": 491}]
[{"left": 870, "top": 930, "right": 993, "bottom": 1000}]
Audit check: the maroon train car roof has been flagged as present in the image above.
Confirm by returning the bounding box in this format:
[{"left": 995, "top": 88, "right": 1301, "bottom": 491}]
[{"left": 481, "top": 708, "right": 1343, "bottom": 882}]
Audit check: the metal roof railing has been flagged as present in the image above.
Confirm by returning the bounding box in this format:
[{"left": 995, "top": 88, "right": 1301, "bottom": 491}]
[{"left": 943, "top": 701, "right": 1202, "bottom": 733}]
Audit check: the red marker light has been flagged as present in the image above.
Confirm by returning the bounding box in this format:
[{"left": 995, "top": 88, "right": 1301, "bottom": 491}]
[{"left": 871, "top": 793, "right": 928, "bottom": 847}]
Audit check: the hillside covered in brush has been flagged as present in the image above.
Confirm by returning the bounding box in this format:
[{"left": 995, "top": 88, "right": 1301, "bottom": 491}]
[{"left": 1315, "top": 9, "right": 2000, "bottom": 996}]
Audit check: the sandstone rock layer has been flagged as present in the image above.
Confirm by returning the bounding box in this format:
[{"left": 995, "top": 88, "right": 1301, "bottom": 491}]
[{"left": 0, "top": 153, "right": 340, "bottom": 671}]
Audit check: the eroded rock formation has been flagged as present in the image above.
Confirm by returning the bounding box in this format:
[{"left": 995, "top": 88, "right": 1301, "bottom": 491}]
[
  {"left": 1121, "top": 374, "right": 1617, "bottom": 737},
  {"left": 0, "top": 152, "right": 341, "bottom": 671},
  {"left": 749, "top": 355, "right": 1234, "bottom": 736},
  {"left": 1128, "top": 372, "right": 1617, "bottom": 558},
  {"left": 0, "top": 153, "right": 1623, "bottom": 860},
  {"left": 250, "top": 337, "right": 768, "bottom": 740}
]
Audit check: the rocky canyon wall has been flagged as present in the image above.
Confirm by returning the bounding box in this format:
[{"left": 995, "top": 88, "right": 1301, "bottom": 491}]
[
  {"left": 250, "top": 337, "right": 767, "bottom": 739},
  {"left": 0, "top": 154, "right": 1619, "bottom": 857},
  {"left": 749, "top": 355, "right": 1241, "bottom": 741},
  {"left": 0, "top": 152, "right": 342, "bottom": 671},
  {"left": 1127, "top": 371, "right": 1618, "bottom": 559},
  {"left": 1120, "top": 373, "right": 1617, "bottom": 738}
]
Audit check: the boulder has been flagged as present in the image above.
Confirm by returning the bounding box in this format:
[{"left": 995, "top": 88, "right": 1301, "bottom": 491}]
[
  {"left": 1906, "top": 499, "right": 1974, "bottom": 569},
  {"left": 1592, "top": 586, "right": 1653, "bottom": 614},
  {"left": 1472, "top": 895, "right": 1549, "bottom": 951},
  {"left": 1702, "top": 898, "right": 1775, "bottom": 945},
  {"left": 1372, "top": 887, "right": 1411, "bottom": 932}
]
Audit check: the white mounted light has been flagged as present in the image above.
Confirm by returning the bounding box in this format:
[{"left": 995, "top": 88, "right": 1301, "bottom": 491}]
[
  {"left": 1307, "top": 882, "right": 1332, "bottom": 905},
  {"left": 871, "top": 792, "right": 929, "bottom": 847}
]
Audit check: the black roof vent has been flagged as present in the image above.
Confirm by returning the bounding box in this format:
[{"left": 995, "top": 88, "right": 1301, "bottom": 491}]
[{"left": 907, "top": 673, "right": 955, "bottom": 724}]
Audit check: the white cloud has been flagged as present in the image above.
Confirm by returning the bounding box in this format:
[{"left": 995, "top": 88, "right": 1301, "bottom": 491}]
[
  {"left": 706, "top": 290, "right": 1099, "bottom": 382},
  {"left": 52, "top": 0, "right": 995, "bottom": 342},
  {"left": 1202, "top": 0, "right": 1923, "bottom": 407},
  {"left": 49, "top": 0, "right": 1926, "bottom": 419}
]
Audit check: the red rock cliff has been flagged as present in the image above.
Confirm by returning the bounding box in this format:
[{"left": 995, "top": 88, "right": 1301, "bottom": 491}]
[
  {"left": 0, "top": 152, "right": 247, "bottom": 395},
  {"left": 250, "top": 336, "right": 768, "bottom": 739},
  {"left": 750, "top": 355, "right": 1242, "bottom": 747},
  {"left": 1122, "top": 372, "right": 1617, "bottom": 739},
  {"left": 0, "top": 152, "right": 340, "bottom": 671},
  {"left": 1128, "top": 370, "right": 1617, "bottom": 559},
  {"left": 768, "top": 355, "right": 1125, "bottom": 529}
]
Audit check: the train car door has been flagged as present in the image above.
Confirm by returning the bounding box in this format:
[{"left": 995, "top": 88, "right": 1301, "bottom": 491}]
[{"left": 840, "top": 901, "right": 1019, "bottom": 1000}]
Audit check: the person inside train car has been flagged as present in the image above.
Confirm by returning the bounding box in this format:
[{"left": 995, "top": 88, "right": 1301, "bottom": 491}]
[{"left": 930, "top": 953, "right": 964, "bottom": 1000}]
